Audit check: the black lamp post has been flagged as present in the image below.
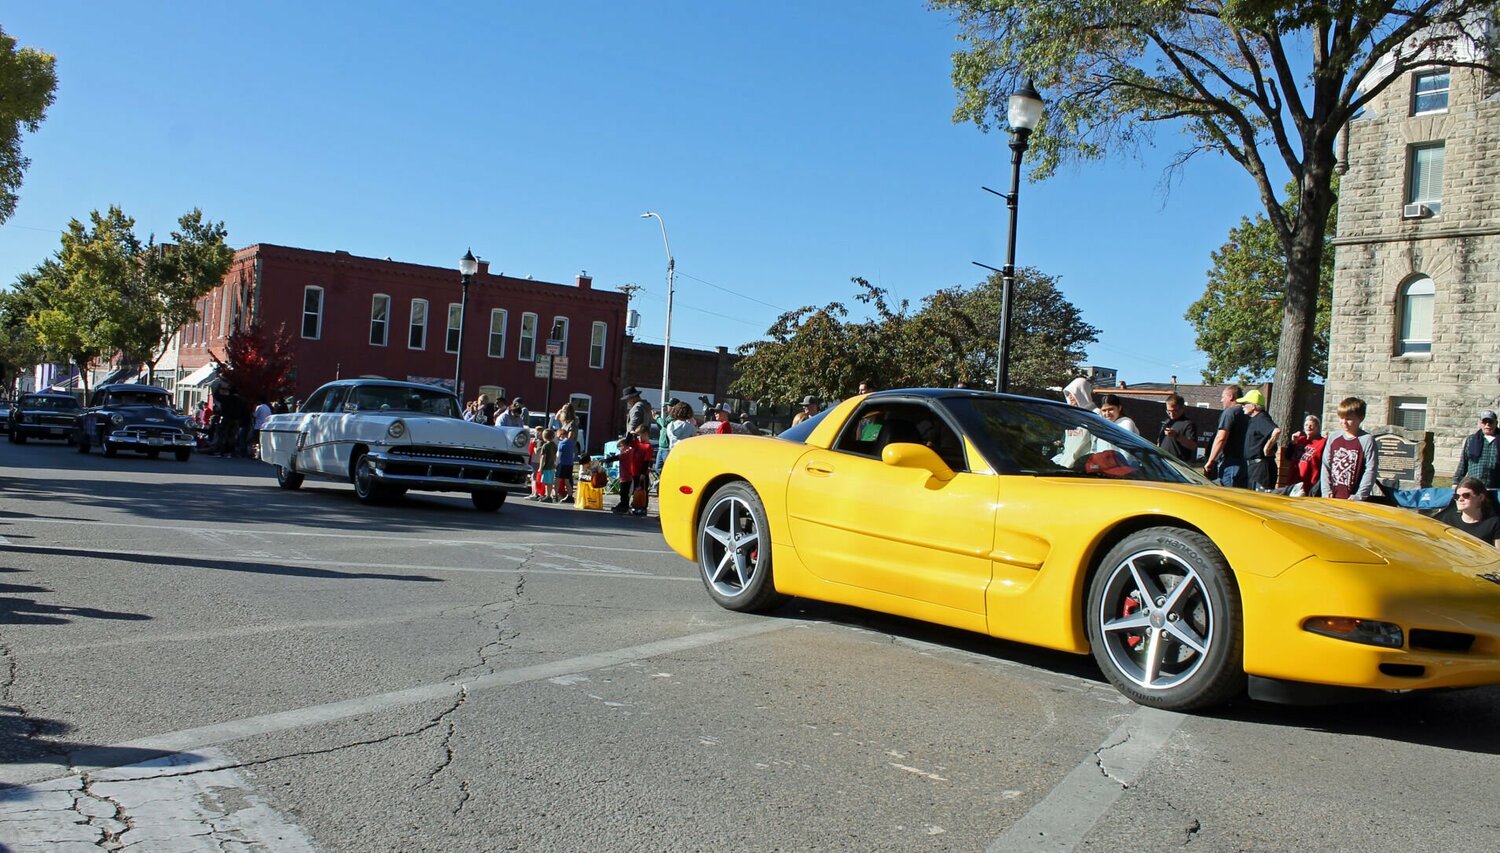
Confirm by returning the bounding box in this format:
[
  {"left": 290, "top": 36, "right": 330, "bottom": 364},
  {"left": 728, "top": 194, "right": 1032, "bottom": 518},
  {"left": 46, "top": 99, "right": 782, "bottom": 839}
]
[
  {"left": 454, "top": 248, "right": 478, "bottom": 398},
  {"left": 994, "top": 80, "right": 1044, "bottom": 394}
]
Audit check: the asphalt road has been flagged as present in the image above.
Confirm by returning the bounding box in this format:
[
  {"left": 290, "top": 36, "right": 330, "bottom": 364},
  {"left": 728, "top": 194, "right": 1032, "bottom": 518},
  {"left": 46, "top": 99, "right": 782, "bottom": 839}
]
[{"left": 0, "top": 437, "right": 1496, "bottom": 852}]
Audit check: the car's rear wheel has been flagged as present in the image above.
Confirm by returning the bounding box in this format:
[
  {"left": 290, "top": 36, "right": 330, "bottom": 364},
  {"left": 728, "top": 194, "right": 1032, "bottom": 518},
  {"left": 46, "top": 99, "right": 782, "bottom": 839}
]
[
  {"left": 472, "top": 491, "right": 506, "bottom": 512},
  {"left": 696, "top": 482, "right": 788, "bottom": 613},
  {"left": 276, "top": 464, "right": 304, "bottom": 489},
  {"left": 1086, "top": 527, "right": 1245, "bottom": 711}
]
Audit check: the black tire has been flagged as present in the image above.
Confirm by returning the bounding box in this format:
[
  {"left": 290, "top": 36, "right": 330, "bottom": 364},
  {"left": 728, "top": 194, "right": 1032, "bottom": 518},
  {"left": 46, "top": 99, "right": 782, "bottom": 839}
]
[
  {"left": 351, "top": 452, "right": 391, "bottom": 505},
  {"left": 695, "top": 481, "right": 789, "bottom": 613},
  {"left": 1085, "top": 526, "right": 1245, "bottom": 711},
  {"left": 472, "top": 491, "right": 506, "bottom": 512},
  {"left": 145, "top": 450, "right": 160, "bottom": 459},
  {"left": 77, "top": 431, "right": 90, "bottom": 453},
  {"left": 276, "top": 464, "right": 304, "bottom": 490},
  {"left": 174, "top": 449, "right": 191, "bottom": 462},
  {"left": 11, "top": 432, "right": 23, "bottom": 445},
  {"left": 102, "top": 440, "right": 118, "bottom": 458}
]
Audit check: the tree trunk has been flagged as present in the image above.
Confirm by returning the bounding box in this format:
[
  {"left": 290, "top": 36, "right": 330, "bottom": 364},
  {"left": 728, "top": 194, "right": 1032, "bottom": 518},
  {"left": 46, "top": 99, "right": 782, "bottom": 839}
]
[{"left": 1270, "top": 158, "right": 1338, "bottom": 443}]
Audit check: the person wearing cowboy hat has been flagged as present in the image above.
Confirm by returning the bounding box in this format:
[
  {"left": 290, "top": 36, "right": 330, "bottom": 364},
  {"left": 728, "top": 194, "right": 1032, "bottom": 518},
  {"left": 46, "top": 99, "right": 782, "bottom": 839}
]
[
  {"left": 791, "top": 395, "right": 822, "bottom": 427},
  {"left": 621, "top": 386, "right": 650, "bottom": 436}
]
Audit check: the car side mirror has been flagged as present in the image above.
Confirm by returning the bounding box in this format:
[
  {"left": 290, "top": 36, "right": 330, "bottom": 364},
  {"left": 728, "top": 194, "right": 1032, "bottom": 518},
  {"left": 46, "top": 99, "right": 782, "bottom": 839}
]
[{"left": 880, "top": 442, "right": 955, "bottom": 482}]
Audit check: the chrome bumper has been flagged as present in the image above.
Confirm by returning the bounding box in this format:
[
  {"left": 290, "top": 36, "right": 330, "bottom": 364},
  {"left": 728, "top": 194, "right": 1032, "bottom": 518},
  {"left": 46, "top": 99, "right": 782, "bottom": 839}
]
[
  {"left": 109, "top": 431, "right": 195, "bottom": 448},
  {"left": 365, "top": 451, "right": 530, "bottom": 492}
]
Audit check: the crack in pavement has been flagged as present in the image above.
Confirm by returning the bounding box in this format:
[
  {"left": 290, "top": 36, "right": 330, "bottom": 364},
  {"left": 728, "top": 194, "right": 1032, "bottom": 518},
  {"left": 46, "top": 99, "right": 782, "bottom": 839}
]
[
  {"left": 75, "top": 771, "right": 133, "bottom": 851},
  {"left": 1094, "top": 731, "right": 1135, "bottom": 787}
]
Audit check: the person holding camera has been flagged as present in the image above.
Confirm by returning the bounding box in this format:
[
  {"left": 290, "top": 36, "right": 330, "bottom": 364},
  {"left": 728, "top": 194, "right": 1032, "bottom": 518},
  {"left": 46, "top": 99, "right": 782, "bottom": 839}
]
[{"left": 1157, "top": 393, "right": 1197, "bottom": 463}]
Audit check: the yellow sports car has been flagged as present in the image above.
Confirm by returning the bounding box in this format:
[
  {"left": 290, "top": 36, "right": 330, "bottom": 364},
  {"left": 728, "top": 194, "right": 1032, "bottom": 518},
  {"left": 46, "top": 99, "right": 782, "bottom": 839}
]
[{"left": 659, "top": 389, "right": 1500, "bottom": 711}]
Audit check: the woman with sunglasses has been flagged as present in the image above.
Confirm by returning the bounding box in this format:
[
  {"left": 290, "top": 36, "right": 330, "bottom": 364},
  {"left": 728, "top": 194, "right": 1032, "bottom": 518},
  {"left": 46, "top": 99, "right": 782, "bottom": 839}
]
[{"left": 1436, "top": 476, "right": 1500, "bottom": 547}]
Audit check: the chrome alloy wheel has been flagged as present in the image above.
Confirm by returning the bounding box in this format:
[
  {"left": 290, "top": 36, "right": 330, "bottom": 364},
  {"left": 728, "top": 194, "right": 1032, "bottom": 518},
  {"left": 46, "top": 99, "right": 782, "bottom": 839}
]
[
  {"left": 698, "top": 493, "right": 763, "bottom": 598},
  {"left": 1095, "top": 549, "right": 1214, "bottom": 691}
]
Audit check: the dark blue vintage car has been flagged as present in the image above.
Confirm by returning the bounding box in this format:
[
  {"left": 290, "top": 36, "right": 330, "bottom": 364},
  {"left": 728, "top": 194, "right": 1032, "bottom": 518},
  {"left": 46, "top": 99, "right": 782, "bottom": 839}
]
[
  {"left": 8, "top": 392, "right": 82, "bottom": 444},
  {"left": 76, "top": 384, "right": 196, "bottom": 461}
]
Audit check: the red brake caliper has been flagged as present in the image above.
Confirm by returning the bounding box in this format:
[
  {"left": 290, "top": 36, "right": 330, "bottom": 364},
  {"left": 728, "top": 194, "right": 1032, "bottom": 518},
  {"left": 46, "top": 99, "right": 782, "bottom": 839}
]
[{"left": 1122, "top": 594, "right": 1142, "bottom": 649}]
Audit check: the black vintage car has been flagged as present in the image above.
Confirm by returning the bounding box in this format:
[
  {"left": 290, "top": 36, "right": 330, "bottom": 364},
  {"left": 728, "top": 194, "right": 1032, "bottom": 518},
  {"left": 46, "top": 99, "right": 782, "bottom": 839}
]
[
  {"left": 76, "top": 384, "right": 196, "bottom": 461},
  {"left": 8, "top": 392, "right": 82, "bottom": 444}
]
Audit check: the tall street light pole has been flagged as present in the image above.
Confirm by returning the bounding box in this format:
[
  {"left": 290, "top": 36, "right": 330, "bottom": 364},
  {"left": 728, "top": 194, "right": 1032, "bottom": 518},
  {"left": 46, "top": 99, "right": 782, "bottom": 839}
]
[
  {"left": 455, "top": 248, "right": 478, "bottom": 398},
  {"left": 640, "top": 212, "right": 674, "bottom": 421},
  {"left": 994, "top": 80, "right": 1044, "bottom": 394}
]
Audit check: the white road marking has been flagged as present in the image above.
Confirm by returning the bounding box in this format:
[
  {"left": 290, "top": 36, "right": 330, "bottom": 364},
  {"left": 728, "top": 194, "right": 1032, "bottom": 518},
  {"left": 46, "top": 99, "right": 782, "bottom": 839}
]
[
  {"left": 0, "top": 620, "right": 792, "bottom": 788},
  {"left": 13, "top": 603, "right": 477, "bottom": 656},
  {"left": 5, "top": 516, "right": 676, "bottom": 554},
  {"left": 986, "top": 706, "right": 1185, "bottom": 852},
  {"left": 0, "top": 748, "right": 315, "bottom": 852},
  {"left": 0, "top": 541, "right": 690, "bottom": 581}
]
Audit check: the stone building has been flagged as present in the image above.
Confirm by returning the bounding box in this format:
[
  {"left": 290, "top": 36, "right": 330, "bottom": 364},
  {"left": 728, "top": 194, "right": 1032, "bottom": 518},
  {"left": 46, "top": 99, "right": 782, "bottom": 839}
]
[{"left": 1325, "top": 58, "right": 1499, "bottom": 479}]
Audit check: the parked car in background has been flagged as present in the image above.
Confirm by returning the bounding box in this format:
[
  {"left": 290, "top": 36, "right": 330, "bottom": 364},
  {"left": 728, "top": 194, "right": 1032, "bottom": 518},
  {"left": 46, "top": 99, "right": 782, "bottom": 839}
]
[
  {"left": 76, "top": 384, "right": 195, "bottom": 461},
  {"left": 258, "top": 379, "right": 532, "bottom": 511},
  {"left": 8, "top": 392, "right": 82, "bottom": 444}
]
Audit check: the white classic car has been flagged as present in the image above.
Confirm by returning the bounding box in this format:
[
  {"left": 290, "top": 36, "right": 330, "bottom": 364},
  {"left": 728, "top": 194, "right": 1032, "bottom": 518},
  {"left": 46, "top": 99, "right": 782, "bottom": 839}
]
[{"left": 259, "top": 379, "right": 532, "bottom": 511}]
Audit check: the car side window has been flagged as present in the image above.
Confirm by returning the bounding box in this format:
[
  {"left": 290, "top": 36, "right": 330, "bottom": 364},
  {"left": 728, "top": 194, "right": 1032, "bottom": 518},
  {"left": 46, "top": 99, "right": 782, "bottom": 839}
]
[
  {"left": 322, "top": 387, "right": 349, "bottom": 413},
  {"left": 833, "top": 402, "right": 967, "bottom": 472},
  {"left": 301, "top": 388, "right": 329, "bottom": 413}
]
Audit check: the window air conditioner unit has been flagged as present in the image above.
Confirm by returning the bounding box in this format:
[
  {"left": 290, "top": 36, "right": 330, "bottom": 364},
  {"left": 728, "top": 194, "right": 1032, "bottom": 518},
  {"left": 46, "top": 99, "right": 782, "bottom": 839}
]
[{"left": 1402, "top": 203, "right": 1432, "bottom": 219}]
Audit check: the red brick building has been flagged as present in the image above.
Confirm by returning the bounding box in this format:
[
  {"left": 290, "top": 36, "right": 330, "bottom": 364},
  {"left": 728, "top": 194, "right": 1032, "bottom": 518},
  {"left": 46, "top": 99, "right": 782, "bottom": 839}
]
[{"left": 173, "top": 244, "right": 631, "bottom": 449}]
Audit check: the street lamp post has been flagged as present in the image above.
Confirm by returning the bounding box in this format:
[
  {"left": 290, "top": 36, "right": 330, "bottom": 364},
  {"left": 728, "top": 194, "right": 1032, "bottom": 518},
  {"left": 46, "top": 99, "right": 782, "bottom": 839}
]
[
  {"left": 640, "top": 212, "right": 675, "bottom": 421},
  {"left": 454, "top": 248, "right": 478, "bottom": 399},
  {"left": 994, "top": 80, "right": 1044, "bottom": 394}
]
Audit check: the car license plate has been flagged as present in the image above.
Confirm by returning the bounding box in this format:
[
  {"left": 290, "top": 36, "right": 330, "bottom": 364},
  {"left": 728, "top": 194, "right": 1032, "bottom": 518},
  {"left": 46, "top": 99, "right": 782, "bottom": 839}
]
[
  {"left": 149, "top": 438, "right": 165, "bottom": 447},
  {"left": 49, "top": 428, "right": 63, "bottom": 435}
]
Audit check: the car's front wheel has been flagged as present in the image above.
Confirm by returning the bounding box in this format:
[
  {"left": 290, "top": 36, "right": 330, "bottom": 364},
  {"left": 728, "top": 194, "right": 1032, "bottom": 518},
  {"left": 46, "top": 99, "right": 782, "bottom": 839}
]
[
  {"left": 174, "top": 449, "right": 191, "bottom": 462},
  {"left": 11, "top": 431, "right": 24, "bottom": 445},
  {"left": 696, "top": 482, "right": 788, "bottom": 613},
  {"left": 1086, "top": 527, "right": 1245, "bottom": 711},
  {"left": 102, "top": 437, "right": 118, "bottom": 458},
  {"left": 352, "top": 453, "right": 393, "bottom": 505},
  {"left": 472, "top": 491, "right": 506, "bottom": 512},
  {"left": 76, "top": 430, "right": 90, "bottom": 453}
]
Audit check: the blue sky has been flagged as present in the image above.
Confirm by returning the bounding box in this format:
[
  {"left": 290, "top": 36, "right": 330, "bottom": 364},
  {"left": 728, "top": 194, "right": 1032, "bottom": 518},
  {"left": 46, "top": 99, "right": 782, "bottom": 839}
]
[{"left": 2, "top": 2, "right": 1272, "bottom": 386}]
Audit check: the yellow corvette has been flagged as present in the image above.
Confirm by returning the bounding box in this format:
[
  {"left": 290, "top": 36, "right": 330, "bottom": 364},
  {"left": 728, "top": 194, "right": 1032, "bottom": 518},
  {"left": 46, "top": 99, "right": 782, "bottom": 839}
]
[{"left": 659, "top": 389, "right": 1500, "bottom": 711}]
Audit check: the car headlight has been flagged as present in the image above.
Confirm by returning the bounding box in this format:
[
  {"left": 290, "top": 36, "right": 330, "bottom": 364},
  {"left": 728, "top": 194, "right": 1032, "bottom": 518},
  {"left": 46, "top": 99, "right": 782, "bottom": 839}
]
[
  {"left": 387, "top": 420, "right": 406, "bottom": 439},
  {"left": 111, "top": 414, "right": 125, "bottom": 425},
  {"left": 1302, "top": 616, "right": 1404, "bottom": 649},
  {"left": 512, "top": 430, "right": 528, "bottom": 450}
]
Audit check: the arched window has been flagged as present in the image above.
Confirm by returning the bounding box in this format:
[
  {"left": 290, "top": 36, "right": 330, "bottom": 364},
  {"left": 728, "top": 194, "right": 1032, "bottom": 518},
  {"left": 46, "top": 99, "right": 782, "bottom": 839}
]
[{"left": 1398, "top": 276, "right": 1434, "bottom": 355}]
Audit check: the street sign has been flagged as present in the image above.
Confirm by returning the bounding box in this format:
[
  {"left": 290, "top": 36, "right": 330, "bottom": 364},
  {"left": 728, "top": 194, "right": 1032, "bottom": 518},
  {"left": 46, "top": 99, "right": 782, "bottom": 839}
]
[
  {"left": 552, "top": 356, "right": 569, "bottom": 381},
  {"left": 534, "top": 355, "right": 551, "bottom": 378},
  {"left": 545, "top": 339, "right": 563, "bottom": 356}
]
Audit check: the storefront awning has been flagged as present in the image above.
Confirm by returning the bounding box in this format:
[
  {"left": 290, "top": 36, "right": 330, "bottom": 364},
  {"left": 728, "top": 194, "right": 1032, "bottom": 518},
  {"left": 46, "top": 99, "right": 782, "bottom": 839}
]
[{"left": 179, "top": 363, "right": 219, "bottom": 387}]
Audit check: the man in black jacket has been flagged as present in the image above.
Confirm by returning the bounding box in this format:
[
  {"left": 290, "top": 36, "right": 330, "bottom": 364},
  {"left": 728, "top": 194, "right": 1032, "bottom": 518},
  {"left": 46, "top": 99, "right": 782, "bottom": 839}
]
[{"left": 1454, "top": 409, "right": 1500, "bottom": 489}]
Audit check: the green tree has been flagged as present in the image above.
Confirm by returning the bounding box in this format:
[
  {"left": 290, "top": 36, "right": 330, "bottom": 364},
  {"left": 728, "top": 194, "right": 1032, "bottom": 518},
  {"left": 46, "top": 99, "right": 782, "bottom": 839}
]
[
  {"left": 0, "top": 25, "right": 58, "bottom": 225},
  {"left": 931, "top": 0, "right": 1497, "bottom": 436},
  {"left": 1187, "top": 181, "right": 1336, "bottom": 384},
  {"left": 730, "top": 271, "right": 1098, "bottom": 404},
  {"left": 140, "top": 209, "right": 235, "bottom": 382},
  {"left": 0, "top": 278, "right": 45, "bottom": 393}
]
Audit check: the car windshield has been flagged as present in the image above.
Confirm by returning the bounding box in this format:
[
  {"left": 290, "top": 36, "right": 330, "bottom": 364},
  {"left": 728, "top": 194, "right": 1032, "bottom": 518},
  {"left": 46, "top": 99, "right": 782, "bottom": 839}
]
[
  {"left": 346, "top": 384, "right": 460, "bottom": 418},
  {"left": 951, "top": 396, "right": 1210, "bottom": 484},
  {"left": 107, "top": 391, "right": 171, "bottom": 407},
  {"left": 775, "top": 407, "right": 832, "bottom": 443},
  {"left": 22, "top": 396, "right": 80, "bottom": 411}
]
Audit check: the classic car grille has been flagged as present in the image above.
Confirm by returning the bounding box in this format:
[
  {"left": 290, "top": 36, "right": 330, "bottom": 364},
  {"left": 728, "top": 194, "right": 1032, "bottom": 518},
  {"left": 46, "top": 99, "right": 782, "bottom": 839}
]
[
  {"left": 118, "top": 425, "right": 188, "bottom": 439},
  {"left": 389, "top": 445, "right": 526, "bottom": 466},
  {"left": 1408, "top": 629, "right": 1475, "bottom": 653},
  {"left": 35, "top": 414, "right": 77, "bottom": 427}
]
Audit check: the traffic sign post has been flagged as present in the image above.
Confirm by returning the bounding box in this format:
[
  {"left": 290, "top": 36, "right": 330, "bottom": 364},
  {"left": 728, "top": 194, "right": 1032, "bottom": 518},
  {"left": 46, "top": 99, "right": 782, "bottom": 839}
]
[
  {"left": 552, "top": 356, "right": 569, "bottom": 381},
  {"left": 534, "top": 355, "right": 551, "bottom": 379}
]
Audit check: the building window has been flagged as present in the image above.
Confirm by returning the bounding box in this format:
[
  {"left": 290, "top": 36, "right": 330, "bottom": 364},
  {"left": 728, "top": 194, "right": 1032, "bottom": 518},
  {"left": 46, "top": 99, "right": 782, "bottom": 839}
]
[
  {"left": 1407, "top": 143, "right": 1445, "bottom": 215},
  {"left": 301, "top": 286, "right": 323, "bottom": 340},
  {"left": 446, "top": 303, "right": 462, "bottom": 353},
  {"left": 488, "top": 309, "right": 508, "bottom": 358},
  {"left": 1397, "top": 276, "right": 1434, "bottom": 355},
  {"left": 369, "top": 294, "right": 390, "bottom": 346},
  {"left": 550, "top": 316, "right": 569, "bottom": 356},
  {"left": 1391, "top": 397, "right": 1428, "bottom": 431},
  {"left": 409, "top": 299, "right": 428, "bottom": 350},
  {"left": 518, "top": 312, "right": 538, "bottom": 361},
  {"left": 1412, "top": 69, "right": 1450, "bottom": 115},
  {"left": 590, "top": 321, "right": 607, "bottom": 369}
]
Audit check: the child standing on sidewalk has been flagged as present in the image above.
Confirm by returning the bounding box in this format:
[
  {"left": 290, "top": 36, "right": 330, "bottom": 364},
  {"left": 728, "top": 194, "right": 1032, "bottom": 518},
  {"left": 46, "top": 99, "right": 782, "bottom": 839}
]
[
  {"left": 538, "top": 428, "right": 559, "bottom": 502},
  {"left": 556, "top": 428, "right": 578, "bottom": 502}
]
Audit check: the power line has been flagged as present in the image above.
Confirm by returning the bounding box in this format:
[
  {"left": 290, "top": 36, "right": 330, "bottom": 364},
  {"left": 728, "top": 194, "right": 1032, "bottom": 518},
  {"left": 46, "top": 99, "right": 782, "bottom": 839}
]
[{"left": 676, "top": 270, "right": 789, "bottom": 313}]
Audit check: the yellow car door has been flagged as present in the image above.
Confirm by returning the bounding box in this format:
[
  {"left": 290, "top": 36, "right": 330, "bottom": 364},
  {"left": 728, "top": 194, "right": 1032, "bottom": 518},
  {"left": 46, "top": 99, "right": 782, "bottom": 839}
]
[{"left": 786, "top": 400, "right": 997, "bottom": 629}]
